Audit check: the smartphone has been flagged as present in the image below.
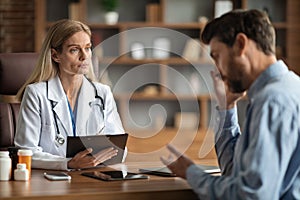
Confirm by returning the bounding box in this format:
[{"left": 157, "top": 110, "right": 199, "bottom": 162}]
[{"left": 44, "top": 172, "right": 71, "bottom": 181}]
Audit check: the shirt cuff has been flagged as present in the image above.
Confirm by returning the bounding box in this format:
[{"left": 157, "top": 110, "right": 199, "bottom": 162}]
[
  {"left": 217, "top": 106, "right": 238, "bottom": 129},
  {"left": 186, "top": 164, "right": 207, "bottom": 187}
]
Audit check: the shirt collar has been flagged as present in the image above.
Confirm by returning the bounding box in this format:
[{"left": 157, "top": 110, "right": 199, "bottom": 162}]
[{"left": 247, "top": 60, "right": 289, "bottom": 99}]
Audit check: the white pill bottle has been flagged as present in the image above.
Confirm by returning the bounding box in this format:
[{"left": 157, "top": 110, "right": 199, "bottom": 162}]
[{"left": 0, "top": 151, "right": 12, "bottom": 181}]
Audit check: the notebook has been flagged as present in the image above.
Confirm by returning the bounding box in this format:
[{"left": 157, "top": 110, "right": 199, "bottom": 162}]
[
  {"left": 66, "top": 133, "right": 128, "bottom": 165},
  {"left": 139, "top": 164, "right": 220, "bottom": 177}
]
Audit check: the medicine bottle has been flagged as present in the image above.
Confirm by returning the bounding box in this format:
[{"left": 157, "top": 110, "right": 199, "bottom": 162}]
[
  {"left": 0, "top": 151, "right": 12, "bottom": 181},
  {"left": 14, "top": 163, "right": 29, "bottom": 181},
  {"left": 18, "top": 149, "right": 32, "bottom": 178}
]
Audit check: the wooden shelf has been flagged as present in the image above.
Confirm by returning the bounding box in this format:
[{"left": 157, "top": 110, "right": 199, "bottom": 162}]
[
  {"left": 273, "top": 22, "right": 288, "bottom": 29},
  {"left": 89, "top": 22, "right": 206, "bottom": 29},
  {"left": 34, "top": 0, "right": 300, "bottom": 131},
  {"left": 101, "top": 56, "right": 213, "bottom": 65},
  {"left": 115, "top": 93, "right": 211, "bottom": 101},
  {"left": 126, "top": 126, "right": 204, "bottom": 135}
]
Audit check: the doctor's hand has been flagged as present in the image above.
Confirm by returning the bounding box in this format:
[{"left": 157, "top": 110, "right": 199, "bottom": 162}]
[
  {"left": 160, "top": 145, "right": 195, "bottom": 179},
  {"left": 68, "top": 147, "right": 118, "bottom": 169}
]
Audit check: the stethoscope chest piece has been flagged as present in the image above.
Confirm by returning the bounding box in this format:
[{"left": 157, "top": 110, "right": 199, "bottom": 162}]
[{"left": 55, "top": 134, "right": 65, "bottom": 146}]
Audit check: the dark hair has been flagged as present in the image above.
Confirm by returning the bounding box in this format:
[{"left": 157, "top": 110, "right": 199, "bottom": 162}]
[{"left": 201, "top": 9, "right": 275, "bottom": 55}]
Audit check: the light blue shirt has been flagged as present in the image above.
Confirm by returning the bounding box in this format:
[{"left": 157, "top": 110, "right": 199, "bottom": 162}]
[{"left": 186, "top": 60, "right": 300, "bottom": 199}]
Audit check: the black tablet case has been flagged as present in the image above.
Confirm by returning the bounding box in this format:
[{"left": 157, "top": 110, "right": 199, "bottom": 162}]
[{"left": 66, "top": 133, "right": 128, "bottom": 165}]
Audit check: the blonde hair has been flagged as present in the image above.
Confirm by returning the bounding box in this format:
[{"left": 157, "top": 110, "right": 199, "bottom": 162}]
[{"left": 16, "top": 19, "right": 96, "bottom": 101}]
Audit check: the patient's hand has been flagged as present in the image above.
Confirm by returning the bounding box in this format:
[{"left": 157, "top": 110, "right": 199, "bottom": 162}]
[
  {"left": 68, "top": 147, "right": 118, "bottom": 169},
  {"left": 160, "top": 145, "right": 194, "bottom": 179}
]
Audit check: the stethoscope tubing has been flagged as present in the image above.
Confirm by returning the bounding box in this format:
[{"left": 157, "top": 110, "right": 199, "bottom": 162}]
[{"left": 46, "top": 77, "right": 105, "bottom": 145}]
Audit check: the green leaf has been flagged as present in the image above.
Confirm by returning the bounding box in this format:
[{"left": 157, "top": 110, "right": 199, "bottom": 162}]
[{"left": 101, "top": 0, "right": 118, "bottom": 12}]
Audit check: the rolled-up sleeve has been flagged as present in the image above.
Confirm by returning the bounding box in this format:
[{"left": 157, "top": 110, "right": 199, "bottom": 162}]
[
  {"left": 186, "top": 96, "right": 299, "bottom": 200},
  {"left": 215, "top": 106, "right": 241, "bottom": 175}
]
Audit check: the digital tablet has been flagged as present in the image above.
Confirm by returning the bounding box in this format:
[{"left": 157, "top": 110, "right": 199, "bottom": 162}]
[
  {"left": 139, "top": 164, "right": 220, "bottom": 177},
  {"left": 66, "top": 134, "right": 128, "bottom": 165},
  {"left": 81, "top": 171, "right": 149, "bottom": 181}
]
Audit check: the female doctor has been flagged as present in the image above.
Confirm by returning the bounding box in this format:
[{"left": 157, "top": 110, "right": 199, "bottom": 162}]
[{"left": 14, "top": 19, "right": 125, "bottom": 170}]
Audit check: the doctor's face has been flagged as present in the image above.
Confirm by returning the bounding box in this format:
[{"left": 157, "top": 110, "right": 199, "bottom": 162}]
[{"left": 52, "top": 31, "right": 92, "bottom": 77}]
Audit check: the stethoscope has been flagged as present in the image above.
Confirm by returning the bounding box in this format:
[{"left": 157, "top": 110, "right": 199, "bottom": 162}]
[{"left": 47, "top": 77, "right": 105, "bottom": 146}]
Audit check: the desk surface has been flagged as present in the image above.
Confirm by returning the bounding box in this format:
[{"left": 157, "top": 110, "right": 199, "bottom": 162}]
[{"left": 0, "top": 160, "right": 217, "bottom": 200}]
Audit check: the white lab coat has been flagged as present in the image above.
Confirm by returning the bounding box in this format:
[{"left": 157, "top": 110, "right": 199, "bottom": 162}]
[{"left": 14, "top": 75, "right": 125, "bottom": 170}]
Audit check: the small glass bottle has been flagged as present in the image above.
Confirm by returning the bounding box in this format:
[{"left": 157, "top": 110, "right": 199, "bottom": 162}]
[
  {"left": 14, "top": 163, "right": 29, "bottom": 181},
  {"left": 0, "top": 151, "right": 12, "bottom": 181}
]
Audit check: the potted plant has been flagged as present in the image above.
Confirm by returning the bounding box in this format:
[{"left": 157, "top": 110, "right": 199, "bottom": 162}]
[{"left": 101, "top": 0, "right": 119, "bottom": 24}]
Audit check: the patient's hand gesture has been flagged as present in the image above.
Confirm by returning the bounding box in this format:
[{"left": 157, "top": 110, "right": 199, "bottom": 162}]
[
  {"left": 160, "top": 145, "right": 194, "bottom": 179},
  {"left": 68, "top": 147, "right": 118, "bottom": 169}
]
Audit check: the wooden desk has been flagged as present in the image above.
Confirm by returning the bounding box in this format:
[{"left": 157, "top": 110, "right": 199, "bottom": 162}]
[
  {"left": 0, "top": 160, "right": 217, "bottom": 200},
  {"left": 1, "top": 128, "right": 218, "bottom": 200}
]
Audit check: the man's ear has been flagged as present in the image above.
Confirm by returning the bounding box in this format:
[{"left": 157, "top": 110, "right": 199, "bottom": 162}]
[
  {"left": 233, "top": 33, "right": 247, "bottom": 56},
  {"left": 51, "top": 48, "right": 60, "bottom": 63}
]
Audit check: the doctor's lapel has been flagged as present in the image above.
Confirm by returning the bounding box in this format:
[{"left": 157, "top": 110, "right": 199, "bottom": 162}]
[
  {"left": 47, "top": 77, "right": 73, "bottom": 137},
  {"left": 76, "top": 77, "right": 99, "bottom": 136}
]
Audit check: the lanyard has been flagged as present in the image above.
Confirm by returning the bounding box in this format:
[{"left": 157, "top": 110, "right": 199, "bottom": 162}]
[{"left": 67, "top": 99, "right": 76, "bottom": 137}]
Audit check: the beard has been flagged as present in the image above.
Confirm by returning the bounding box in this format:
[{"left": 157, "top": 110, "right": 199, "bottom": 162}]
[
  {"left": 227, "top": 79, "right": 245, "bottom": 93},
  {"left": 226, "top": 56, "right": 247, "bottom": 93}
]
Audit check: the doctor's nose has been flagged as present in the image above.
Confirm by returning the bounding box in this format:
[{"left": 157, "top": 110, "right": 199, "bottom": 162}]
[{"left": 79, "top": 49, "right": 90, "bottom": 61}]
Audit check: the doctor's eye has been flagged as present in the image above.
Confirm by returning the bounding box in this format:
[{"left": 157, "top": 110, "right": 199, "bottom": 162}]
[{"left": 70, "top": 48, "right": 80, "bottom": 54}]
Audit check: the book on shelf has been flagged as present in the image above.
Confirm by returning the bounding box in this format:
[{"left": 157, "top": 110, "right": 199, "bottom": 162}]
[{"left": 146, "top": 3, "right": 161, "bottom": 23}]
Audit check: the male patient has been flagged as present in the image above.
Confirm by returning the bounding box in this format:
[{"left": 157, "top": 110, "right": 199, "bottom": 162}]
[{"left": 161, "top": 9, "right": 300, "bottom": 199}]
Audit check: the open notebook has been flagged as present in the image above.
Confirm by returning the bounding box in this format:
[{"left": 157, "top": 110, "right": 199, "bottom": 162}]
[{"left": 139, "top": 164, "right": 220, "bottom": 177}]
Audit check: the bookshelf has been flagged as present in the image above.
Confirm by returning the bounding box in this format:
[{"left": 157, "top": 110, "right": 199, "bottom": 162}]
[{"left": 34, "top": 0, "right": 300, "bottom": 133}]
